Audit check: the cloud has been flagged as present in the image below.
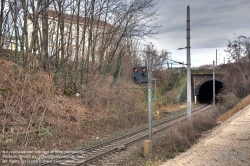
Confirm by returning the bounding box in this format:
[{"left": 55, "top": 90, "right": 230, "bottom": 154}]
[{"left": 150, "top": 0, "right": 250, "bottom": 66}]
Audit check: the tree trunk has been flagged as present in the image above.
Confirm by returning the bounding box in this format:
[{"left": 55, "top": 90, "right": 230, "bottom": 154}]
[
  {"left": 0, "top": 0, "right": 5, "bottom": 48},
  {"left": 42, "top": 0, "right": 49, "bottom": 71}
]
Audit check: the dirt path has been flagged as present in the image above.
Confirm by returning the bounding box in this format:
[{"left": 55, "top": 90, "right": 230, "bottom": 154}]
[{"left": 160, "top": 104, "right": 250, "bottom": 166}]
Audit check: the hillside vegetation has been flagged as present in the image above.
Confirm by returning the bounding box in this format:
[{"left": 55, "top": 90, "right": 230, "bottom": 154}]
[
  {"left": 2, "top": 47, "right": 250, "bottom": 152},
  {"left": 0, "top": 0, "right": 175, "bottom": 151},
  {"left": 0, "top": 48, "right": 186, "bottom": 151},
  {"left": 0, "top": 52, "right": 149, "bottom": 150}
]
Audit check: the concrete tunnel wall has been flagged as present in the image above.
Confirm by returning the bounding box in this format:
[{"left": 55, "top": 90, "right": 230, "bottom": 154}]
[{"left": 197, "top": 80, "right": 223, "bottom": 104}]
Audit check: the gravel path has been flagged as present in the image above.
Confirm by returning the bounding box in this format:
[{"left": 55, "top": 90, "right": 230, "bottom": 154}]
[{"left": 160, "top": 104, "right": 250, "bottom": 166}]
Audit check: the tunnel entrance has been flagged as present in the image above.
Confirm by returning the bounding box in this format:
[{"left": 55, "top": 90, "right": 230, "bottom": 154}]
[{"left": 197, "top": 80, "right": 223, "bottom": 104}]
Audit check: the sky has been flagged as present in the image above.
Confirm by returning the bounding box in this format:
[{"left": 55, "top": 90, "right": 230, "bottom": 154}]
[{"left": 150, "top": 0, "right": 250, "bottom": 67}]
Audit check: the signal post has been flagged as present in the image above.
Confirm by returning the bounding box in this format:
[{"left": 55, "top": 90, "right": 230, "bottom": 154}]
[{"left": 133, "top": 66, "right": 152, "bottom": 156}]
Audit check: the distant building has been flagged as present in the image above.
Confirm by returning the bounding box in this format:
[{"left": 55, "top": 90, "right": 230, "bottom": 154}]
[
  {"left": 27, "top": 9, "right": 114, "bottom": 61},
  {"left": 2, "top": 36, "right": 21, "bottom": 51}
]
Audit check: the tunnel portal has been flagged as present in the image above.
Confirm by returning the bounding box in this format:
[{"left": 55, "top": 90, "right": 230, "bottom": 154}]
[{"left": 197, "top": 80, "right": 223, "bottom": 104}]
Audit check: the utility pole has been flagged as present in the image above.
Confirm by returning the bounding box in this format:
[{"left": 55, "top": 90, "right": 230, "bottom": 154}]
[
  {"left": 144, "top": 68, "right": 153, "bottom": 157},
  {"left": 213, "top": 61, "right": 215, "bottom": 106},
  {"left": 148, "top": 69, "right": 152, "bottom": 140},
  {"left": 216, "top": 49, "right": 217, "bottom": 66},
  {"left": 186, "top": 5, "right": 192, "bottom": 121}
]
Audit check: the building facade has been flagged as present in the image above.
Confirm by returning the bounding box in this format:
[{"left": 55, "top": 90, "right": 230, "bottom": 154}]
[{"left": 27, "top": 9, "right": 114, "bottom": 63}]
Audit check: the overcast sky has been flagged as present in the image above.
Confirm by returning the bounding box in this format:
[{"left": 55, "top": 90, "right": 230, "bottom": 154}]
[{"left": 150, "top": 0, "right": 250, "bottom": 67}]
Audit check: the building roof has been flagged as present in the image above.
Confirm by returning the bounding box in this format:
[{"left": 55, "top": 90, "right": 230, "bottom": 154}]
[{"left": 47, "top": 9, "right": 112, "bottom": 29}]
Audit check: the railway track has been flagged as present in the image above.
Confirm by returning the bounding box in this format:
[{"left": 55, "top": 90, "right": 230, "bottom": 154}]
[{"left": 39, "top": 104, "right": 212, "bottom": 166}]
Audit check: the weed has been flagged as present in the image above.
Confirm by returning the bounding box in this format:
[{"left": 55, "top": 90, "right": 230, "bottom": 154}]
[
  {"left": 38, "top": 127, "right": 51, "bottom": 136},
  {"left": 126, "top": 107, "right": 219, "bottom": 165},
  {"left": 58, "top": 100, "right": 63, "bottom": 103}
]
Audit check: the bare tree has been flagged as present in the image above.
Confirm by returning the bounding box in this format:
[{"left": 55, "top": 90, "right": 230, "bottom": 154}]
[
  {"left": 0, "top": 0, "right": 6, "bottom": 48},
  {"left": 225, "top": 35, "right": 250, "bottom": 78},
  {"left": 143, "top": 42, "right": 170, "bottom": 71},
  {"left": 41, "top": 0, "right": 50, "bottom": 70},
  {"left": 101, "top": 0, "right": 160, "bottom": 81},
  {"left": 224, "top": 35, "right": 250, "bottom": 98},
  {"left": 1, "top": 0, "right": 161, "bottom": 93},
  {"left": 8, "top": 0, "right": 22, "bottom": 64},
  {"left": 0, "top": 0, "right": 13, "bottom": 51},
  {"left": 20, "top": 0, "right": 29, "bottom": 64}
]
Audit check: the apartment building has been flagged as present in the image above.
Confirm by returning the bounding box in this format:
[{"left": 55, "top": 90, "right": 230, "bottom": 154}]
[{"left": 27, "top": 9, "right": 114, "bottom": 62}]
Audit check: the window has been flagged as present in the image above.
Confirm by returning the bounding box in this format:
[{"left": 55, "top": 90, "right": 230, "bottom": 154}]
[{"left": 49, "top": 47, "right": 53, "bottom": 56}]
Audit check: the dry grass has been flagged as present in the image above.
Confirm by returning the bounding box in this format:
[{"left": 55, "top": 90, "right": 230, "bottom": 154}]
[
  {"left": 217, "top": 94, "right": 250, "bottom": 123},
  {"left": 156, "top": 107, "right": 218, "bottom": 155},
  {"left": 2, "top": 50, "right": 250, "bottom": 161},
  {"left": 0, "top": 58, "right": 148, "bottom": 151},
  {"left": 122, "top": 107, "right": 219, "bottom": 166},
  {"left": 156, "top": 103, "right": 186, "bottom": 114},
  {"left": 154, "top": 89, "right": 179, "bottom": 109},
  {"left": 125, "top": 94, "right": 250, "bottom": 165}
]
